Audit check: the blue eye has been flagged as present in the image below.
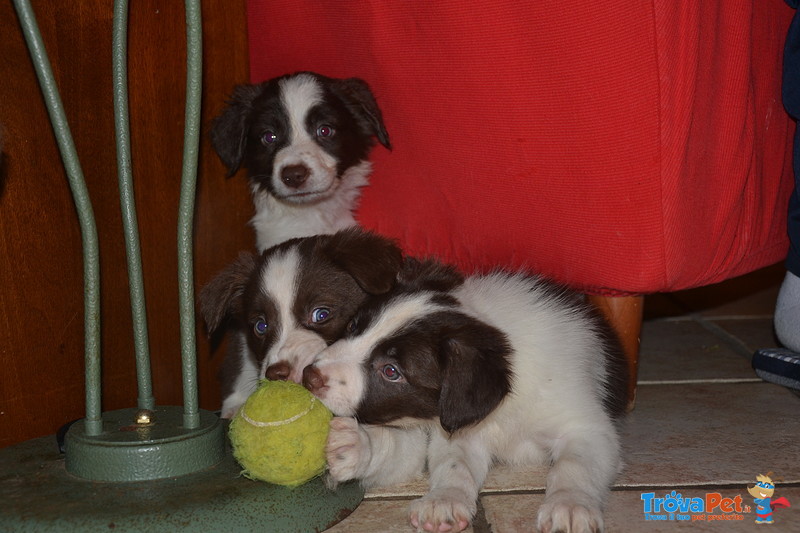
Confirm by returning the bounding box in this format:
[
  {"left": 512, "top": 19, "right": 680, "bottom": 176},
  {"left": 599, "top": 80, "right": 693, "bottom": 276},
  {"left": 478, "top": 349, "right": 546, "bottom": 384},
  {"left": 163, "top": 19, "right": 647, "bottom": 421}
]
[
  {"left": 261, "top": 131, "right": 278, "bottom": 145},
  {"left": 382, "top": 364, "right": 402, "bottom": 382},
  {"left": 316, "top": 125, "right": 334, "bottom": 138},
  {"left": 253, "top": 319, "right": 268, "bottom": 336},
  {"left": 311, "top": 307, "right": 331, "bottom": 323}
]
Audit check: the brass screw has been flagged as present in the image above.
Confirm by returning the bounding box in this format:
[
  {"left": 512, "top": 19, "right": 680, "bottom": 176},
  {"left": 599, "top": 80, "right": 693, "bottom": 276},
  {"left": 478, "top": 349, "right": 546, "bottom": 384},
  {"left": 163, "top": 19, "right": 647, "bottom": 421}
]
[{"left": 135, "top": 409, "right": 154, "bottom": 426}]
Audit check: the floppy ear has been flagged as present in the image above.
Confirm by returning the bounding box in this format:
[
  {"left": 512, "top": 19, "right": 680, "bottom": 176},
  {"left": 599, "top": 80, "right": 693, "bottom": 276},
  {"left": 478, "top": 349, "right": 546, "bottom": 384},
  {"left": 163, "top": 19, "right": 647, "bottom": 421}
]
[
  {"left": 323, "top": 228, "right": 403, "bottom": 295},
  {"left": 198, "top": 252, "right": 258, "bottom": 333},
  {"left": 330, "top": 78, "right": 392, "bottom": 150},
  {"left": 209, "top": 84, "right": 262, "bottom": 176},
  {"left": 438, "top": 318, "right": 513, "bottom": 434},
  {"left": 398, "top": 257, "right": 464, "bottom": 293}
]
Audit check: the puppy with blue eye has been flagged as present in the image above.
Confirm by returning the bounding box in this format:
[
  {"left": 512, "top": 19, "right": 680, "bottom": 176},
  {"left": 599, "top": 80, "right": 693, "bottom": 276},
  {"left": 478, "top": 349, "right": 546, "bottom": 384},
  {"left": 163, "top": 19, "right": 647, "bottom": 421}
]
[
  {"left": 210, "top": 72, "right": 391, "bottom": 252},
  {"left": 199, "top": 229, "right": 403, "bottom": 418}
]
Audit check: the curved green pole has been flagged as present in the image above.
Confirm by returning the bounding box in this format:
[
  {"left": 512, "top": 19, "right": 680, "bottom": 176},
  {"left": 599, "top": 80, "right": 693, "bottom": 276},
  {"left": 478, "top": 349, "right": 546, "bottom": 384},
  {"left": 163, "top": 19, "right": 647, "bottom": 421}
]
[
  {"left": 179, "top": 0, "right": 203, "bottom": 429},
  {"left": 13, "top": 0, "right": 103, "bottom": 436},
  {"left": 113, "top": 0, "right": 155, "bottom": 412}
]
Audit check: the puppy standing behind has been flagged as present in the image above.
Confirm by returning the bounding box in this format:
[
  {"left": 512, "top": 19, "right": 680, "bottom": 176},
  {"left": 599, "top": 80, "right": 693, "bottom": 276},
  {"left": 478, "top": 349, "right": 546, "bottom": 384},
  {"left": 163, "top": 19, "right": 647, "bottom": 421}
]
[
  {"left": 303, "top": 258, "right": 629, "bottom": 533},
  {"left": 206, "top": 74, "right": 389, "bottom": 412},
  {"left": 210, "top": 72, "right": 391, "bottom": 251},
  {"left": 199, "top": 229, "right": 402, "bottom": 418}
]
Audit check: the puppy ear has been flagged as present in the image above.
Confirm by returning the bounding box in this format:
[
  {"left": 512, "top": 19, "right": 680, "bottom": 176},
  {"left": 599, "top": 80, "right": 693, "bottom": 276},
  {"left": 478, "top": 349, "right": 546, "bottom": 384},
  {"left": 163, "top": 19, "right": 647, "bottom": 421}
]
[
  {"left": 198, "top": 252, "right": 258, "bottom": 333},
  {"left": 438, "top": 318, "right": 513, "bottom": 434},
  {"left": 209, "top": 84, "right": 262, "bottom": 176},
  {"left": 398, "top": 257, "right": 464, "bottom": 292},
  {"left": 323, "top": 228, "right": 403, "bottom": 295},
  {"left": 331, "top": 78, "right": 392, "bottom": 150}
]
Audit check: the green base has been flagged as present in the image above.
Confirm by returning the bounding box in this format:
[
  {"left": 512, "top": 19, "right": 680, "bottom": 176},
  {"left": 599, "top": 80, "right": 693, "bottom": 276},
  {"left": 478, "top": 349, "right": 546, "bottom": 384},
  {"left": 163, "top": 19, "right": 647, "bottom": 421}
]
[
  {"left": 64, "top": 406, "right": 225, "bottom": 481},
  {"left": 1, "top": 432, "right": 364, "bottom": 532}
]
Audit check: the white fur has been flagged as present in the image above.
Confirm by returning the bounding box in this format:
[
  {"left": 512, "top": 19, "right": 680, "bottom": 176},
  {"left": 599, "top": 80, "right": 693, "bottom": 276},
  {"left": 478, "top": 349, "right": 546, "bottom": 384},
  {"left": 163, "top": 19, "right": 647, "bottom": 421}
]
[
  {"left": 280, "top": 74, "right": 323, "bottom": 144},
  {"left": 250, "top": 160, "right": 371, "bottom": 251},
  {"left": 219, "top": 248, "right": 326, "bottom": 418},
  {"left": 271, "top": 75, "right": 337, "bottom": 201},
  {"left": 311, "top": 292, "right": 449, "bottom": 417},
  {"left": 311, "top": 273, "right": 621, "bottom": 533},
  {"left": 258, "top": 248, "right": 326, "bottom": 383},
  {"left": 220, "top": 333, "right": 259, "bottom": 419}
]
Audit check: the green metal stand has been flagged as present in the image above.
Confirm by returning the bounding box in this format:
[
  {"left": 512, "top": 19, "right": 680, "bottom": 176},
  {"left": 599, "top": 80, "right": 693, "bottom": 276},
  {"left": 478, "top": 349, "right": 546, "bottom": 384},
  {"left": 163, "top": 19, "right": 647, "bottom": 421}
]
[
  {"left": 63, "top": 407, "right": 225, "bottom": 482},
  {"left": 6, "top": 0, "right": 365, "bottom": 530},
  {"left": 0, "top": 433, "right": 364, "bottom": 532}
]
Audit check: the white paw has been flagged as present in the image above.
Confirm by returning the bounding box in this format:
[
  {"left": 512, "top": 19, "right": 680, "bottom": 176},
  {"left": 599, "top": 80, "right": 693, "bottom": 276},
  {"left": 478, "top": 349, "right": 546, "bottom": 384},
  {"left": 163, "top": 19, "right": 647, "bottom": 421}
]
[
  {"left": 408, "top": 488, "right": 475, "bottom": 533},
  {"left": 325, "top": 417, "right": 370, "bottom": 483},
  {"left": 220, "top": 403, "right": 242, "bottom": 419},
  {"left": 537, "top": 490, "right": 604, "bottom": 533}
]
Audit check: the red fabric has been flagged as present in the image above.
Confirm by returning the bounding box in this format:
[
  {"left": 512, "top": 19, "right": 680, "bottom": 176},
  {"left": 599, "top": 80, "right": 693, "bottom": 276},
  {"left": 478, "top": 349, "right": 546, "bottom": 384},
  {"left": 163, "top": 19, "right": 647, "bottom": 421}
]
[{"left": 246, "top": 1, "right": 795, "bottom": 295}]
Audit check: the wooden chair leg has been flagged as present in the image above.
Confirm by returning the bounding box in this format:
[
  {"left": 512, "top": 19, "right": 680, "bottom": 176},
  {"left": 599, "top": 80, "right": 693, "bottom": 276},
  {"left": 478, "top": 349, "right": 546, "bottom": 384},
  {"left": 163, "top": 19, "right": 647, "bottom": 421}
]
[{"left": 586, "top": 294, "right": 643, "bottom": 411}]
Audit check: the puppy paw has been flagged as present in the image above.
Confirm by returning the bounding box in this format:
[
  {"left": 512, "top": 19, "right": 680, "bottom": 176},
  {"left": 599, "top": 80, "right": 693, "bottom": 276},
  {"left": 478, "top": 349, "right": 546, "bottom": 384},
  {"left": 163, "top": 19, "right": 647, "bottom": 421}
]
[
  {"left": 325, "top": 417, "right": 371, "bottom": 483},
  {"left": 537, "top": 490, "right": 604, "bottom": 533},
  {"left": 408, "top": 489, "right": 475, "bottom": 532}
]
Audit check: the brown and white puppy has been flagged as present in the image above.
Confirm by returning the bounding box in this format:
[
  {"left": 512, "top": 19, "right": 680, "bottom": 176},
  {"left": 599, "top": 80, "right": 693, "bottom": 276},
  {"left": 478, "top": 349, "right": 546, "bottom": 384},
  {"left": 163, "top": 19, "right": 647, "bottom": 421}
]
[
  {"left": 303, "top": 260, "right": 628, "bottom": 533},
  {"left": 200, "top": 229, "right": 402, "bottom": 418},
  {"left": 210, "top": 72, "right": 391, "bottom": 252}
]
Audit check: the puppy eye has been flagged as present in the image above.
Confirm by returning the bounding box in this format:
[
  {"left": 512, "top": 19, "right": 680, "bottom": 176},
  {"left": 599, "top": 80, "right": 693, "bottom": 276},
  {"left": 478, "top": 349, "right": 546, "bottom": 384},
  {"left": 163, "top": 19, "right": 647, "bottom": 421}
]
[
  {"left": 381, "top": 364, "right": 402, "bottom": 382},
  {"left": 253, "top": 319, "right": 269, "bottom": 336},
  {"left": 316, "top": 125, "right": 335, "bottom": 138},
  {"left": 261, "top": 131, "right": 278, "bottom": 145},
  {"left": 310, "top": 307, "right": 331, "bottom": 324},
  {"left": 345, "top": 319, "right": 357, "bottom": 335}
]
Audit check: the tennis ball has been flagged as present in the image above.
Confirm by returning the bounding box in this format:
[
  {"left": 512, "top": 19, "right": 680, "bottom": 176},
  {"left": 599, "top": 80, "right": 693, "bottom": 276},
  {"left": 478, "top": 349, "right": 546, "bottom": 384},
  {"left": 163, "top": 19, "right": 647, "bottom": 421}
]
[{"left": 229, "top": 379, "right": 332, "bottom": 487}]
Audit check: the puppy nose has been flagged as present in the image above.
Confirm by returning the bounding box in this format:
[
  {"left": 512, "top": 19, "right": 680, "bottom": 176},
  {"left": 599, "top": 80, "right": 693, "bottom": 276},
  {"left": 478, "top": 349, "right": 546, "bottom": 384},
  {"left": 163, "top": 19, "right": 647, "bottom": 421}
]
[
  {"left": 281, "top": 164, "right": 309, "bottom": 188},
  {"left": 302, "top": 365, "right": 326, "bottom": 393},
  {"left": 265, "top": 361, "right": 291, "bottom": 381}
]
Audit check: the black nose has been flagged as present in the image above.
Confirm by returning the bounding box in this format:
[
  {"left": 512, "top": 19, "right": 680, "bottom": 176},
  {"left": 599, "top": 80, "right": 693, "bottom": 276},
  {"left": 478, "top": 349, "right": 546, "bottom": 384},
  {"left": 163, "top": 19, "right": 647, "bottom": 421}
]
[
  {"left": 265, "top": 361, "right": 291, "bottom": 381},
  {"left": 302, "top": 365, "right": 326, "bottom": 393},
  {"left": 281, "top": 164, "right": 309, "bottom": 188}
]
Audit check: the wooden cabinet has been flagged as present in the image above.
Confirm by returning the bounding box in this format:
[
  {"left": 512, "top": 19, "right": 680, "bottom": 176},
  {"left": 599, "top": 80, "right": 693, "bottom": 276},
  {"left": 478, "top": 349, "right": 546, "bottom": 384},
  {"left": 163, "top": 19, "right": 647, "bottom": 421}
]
[{"left": 0, "top": 0, "right": 252, "bottom": 447}]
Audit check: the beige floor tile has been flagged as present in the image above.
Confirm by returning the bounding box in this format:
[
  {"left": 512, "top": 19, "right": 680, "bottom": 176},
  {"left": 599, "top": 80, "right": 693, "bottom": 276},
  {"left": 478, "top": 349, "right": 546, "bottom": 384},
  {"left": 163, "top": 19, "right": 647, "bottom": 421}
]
[
  {"left": 483, "top": 464, "right": 548, "bottom": 493},
  {"left": 712, "top": 318, "right": 782, "bottom": 354},
  {"left": 326, "top": 499, "right": 475, "bottom": 533},
  {"left": 637, "top": 320, "right": 757, "bottom": 383},
  {"left": 365, "top": 461, "right": 548, "bottom": 499},
  {"left": 481, "top": 494, "right": 540, "bottom": 532},
  {"left": 366, "top": 477, "right": 428, "bottom": 498},
  {"left": 364, "top": 466, "right": 551, "bottom": 498},
  {"left": 618, "top": 382, "right": 800, "bottom": 487},
  {"left": 367, "top": 470, "right": 548, "bottom": 499},
  {"left": 482, "top": 487, "right": 800, "bottom": 533}
]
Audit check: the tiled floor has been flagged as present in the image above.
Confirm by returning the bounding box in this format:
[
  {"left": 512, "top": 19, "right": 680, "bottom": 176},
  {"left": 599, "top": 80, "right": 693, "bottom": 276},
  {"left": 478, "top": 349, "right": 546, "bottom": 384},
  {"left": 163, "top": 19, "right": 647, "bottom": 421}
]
[{"left": 327, "top": 264, "right": 800, "bottom": 532}]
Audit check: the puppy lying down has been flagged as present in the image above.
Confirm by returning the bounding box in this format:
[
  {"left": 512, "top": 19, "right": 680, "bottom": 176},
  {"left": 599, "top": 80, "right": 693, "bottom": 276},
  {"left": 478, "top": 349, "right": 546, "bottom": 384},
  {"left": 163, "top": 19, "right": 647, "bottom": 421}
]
[{"left": 303, "top": 256, "right": 628, "bottom": 533}]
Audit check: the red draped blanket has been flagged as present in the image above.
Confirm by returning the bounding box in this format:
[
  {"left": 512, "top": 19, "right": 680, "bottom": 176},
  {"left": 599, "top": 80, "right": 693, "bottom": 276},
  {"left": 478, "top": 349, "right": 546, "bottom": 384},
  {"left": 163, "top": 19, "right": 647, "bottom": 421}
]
[{"left": 246, "top": 0, "right": 794, "bottom": 295}]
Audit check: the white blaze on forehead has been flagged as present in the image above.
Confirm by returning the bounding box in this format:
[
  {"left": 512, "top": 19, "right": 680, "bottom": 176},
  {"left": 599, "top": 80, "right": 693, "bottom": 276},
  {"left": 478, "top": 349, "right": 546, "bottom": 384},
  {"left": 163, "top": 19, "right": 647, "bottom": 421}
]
[
  {"left": 279, "top": 74, "right": 323, "bottom": 143},
  {"left": 260, "top": 247, "right": 300, "bottom": 355},
  {"left": 320, "top": 292, "right": 445, "bottom": 367},
  {"left": 363, "top": 293, "right": 442, "bottom": 345}
]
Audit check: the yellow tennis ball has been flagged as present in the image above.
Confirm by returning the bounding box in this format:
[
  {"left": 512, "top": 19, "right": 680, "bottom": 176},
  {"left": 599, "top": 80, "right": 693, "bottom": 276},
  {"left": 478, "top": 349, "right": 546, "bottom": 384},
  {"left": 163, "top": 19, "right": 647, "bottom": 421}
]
[{"left": 229, "top": 380, "right": 332, "bottom": 487}]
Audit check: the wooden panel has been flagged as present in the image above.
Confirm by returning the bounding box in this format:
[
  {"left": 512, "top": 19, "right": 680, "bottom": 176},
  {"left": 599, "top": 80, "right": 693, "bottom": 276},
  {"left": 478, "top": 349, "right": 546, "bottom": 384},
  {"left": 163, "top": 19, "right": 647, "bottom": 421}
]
[{"left": 0, "top": 0, "right": 252, "bottom": 448}]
